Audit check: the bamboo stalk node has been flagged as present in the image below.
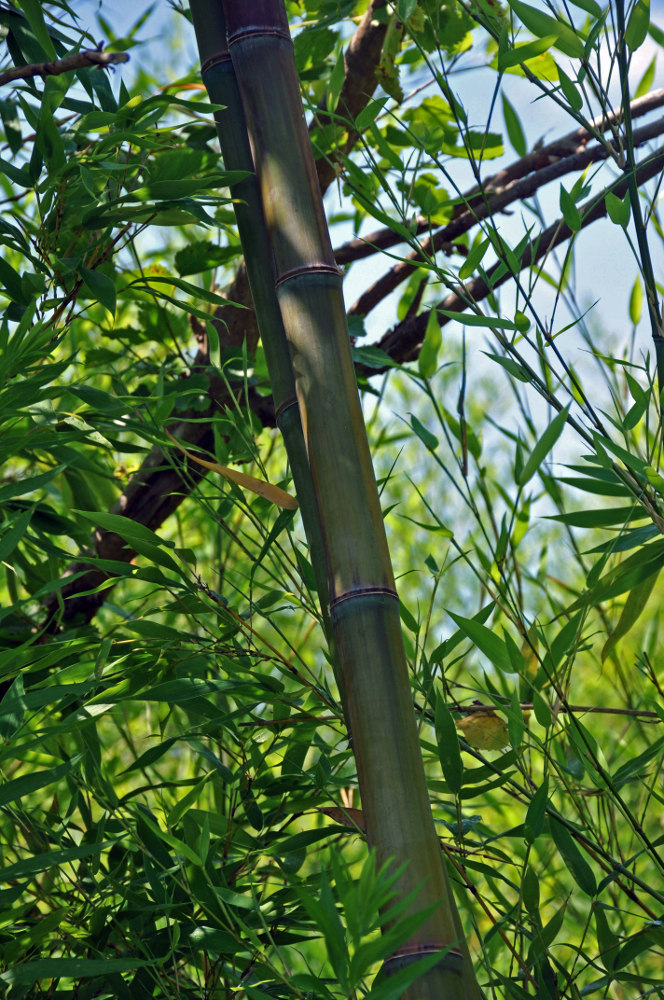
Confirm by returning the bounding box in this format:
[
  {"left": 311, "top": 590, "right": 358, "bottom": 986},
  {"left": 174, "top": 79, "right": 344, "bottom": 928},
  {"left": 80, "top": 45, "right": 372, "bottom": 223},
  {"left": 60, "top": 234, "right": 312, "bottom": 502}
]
[
  {"left": 383, "top": 945, "right": 464, "bottom": 977},
  {"left": 201, "top": 52, "right": 232, "bottom": 74},
  {"left": 329, "top": 586, "right": 399, "bottom": 612},
  {"left": 227, "top": 25, "right": 290, "bottom": 46},
  {"left": 274, "top": 394, "right": 299, "bottom": 422},
  {"left": 275, "top": 263, "right": 343, "bottom": 286}
]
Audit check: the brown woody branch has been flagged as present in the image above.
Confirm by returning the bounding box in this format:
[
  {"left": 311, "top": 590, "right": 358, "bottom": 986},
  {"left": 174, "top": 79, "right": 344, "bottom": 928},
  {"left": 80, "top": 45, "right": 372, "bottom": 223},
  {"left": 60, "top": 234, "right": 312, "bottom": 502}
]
[
  {"left": 29, "top": 33, "right": 664, "bottom": 638},
  {"left": 350, "top": 112, "right": 664, "bottom": 316},
  {"left": 37, "top": 7, "right": 388, "bottom": 633},
  {"left": 0, "top": 49, "right": 129, "bottom": 86},
  {"left": 376, "top": 144, "right": 664, "bottom": 363},
  {"left": 313, "top": 0, "right": 389, "bottom": 196},
  {"left": 335, "top": 87, "right": 664, "bottom": 268}
]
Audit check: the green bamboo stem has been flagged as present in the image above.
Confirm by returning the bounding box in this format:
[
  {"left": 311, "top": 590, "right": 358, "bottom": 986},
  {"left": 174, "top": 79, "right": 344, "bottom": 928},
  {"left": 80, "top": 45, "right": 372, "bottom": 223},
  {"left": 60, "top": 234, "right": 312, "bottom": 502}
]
[
  {"left": 218, "top": 3, "right": 483, "bottom": 997},
  {"left": 189, "top": 1, "right": 340, "bottom": 689}
]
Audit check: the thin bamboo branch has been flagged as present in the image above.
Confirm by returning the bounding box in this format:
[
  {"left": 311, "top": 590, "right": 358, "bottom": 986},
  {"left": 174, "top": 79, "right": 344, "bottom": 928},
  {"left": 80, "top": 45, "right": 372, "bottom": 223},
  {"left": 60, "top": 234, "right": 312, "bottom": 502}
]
[
  {"left": 351, "top": 114, "right": 664, "bottom": 316},
  {"left": 35, "top": 141, "right": 664, "bottom": 635},
  {"left": 334, "top": 87, "right": 664, "bottom": 267},
  {"left": 26, "top": 71, "right": 664, "bottom": 650},
  {"left": 376, "top": 143, "right": 664, "bottom": 362},
  {"left": 0, "top": 48, "right": 128, "bottom": 85},
  {"left": 312, "top": 0, "right": 389, "bottom": 195}
]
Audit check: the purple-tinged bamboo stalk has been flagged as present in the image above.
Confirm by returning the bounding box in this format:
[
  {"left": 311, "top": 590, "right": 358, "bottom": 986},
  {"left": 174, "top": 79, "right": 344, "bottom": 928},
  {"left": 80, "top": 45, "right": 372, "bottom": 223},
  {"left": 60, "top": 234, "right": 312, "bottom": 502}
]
[{"left": 204, "top": 2, "right": 483, "bottom": 996}]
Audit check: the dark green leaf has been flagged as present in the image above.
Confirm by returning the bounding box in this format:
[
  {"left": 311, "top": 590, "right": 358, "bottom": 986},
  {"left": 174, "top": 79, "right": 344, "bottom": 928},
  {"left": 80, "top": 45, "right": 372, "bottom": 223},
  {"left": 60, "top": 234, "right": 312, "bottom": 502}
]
[
  {"left": 549, "top": 816, "right": 596, "bottom": 896},
  {"left": 435, "top": 694, "right": 463, "bottom": 795}
]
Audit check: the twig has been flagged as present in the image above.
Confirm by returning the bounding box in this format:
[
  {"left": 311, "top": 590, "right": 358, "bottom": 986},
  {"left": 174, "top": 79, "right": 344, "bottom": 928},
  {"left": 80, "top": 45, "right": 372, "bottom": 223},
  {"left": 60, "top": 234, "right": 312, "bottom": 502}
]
[
  {"left": 350, "top": 113, "right": 664, "bottom": 316},
  {"left": 312, "top": 0, "right": 389, "bottom": 196},
  {"left": 376, "top": 144, "right": 664, "bottom": 363},
  {"left": 334, "top": 88, "right": 664, "bottom": 268},
  {"left": 0, "top": 49, "right": 129, "bottom": 86},
  {"left": 452, "top": 702, "right": 661, "bottom": 721}
]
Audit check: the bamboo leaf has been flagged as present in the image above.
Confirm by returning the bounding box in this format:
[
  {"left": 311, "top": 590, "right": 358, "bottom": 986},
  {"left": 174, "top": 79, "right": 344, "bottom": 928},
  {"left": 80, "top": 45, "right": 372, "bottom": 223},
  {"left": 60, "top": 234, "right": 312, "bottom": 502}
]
[
  {"left": 610, "top": 733, "right": 664, "bottom": 790},
  {"left": 80, "top": 265, "right": 117, "bottom": 316},
  {"left": 605, "top": 191, "right": 630, "bottom": 227},
  {"left": 398, "top": 0, "right": 418, "bottom": 18},
  {"left": 516, "top": 404, "right": 569, "bottom": 487},
  {"left": 418, "top": 308, "right": 442, "bottom": 377},
  {"left": 507, "top": 0, "right": 586, "bottom": 57},
  {"left": 409, "top": 413, "right": 438, "bottom": 451},
  {"left": 522, "top": 865, "right": 540, "bottom": 915},
  {"left": 629, "top": 276, "right": 643, "bottom": 324},
  {"left": 164, "top": 428, "right": 298, "bottom": 509},
  {"left": 567, "top": 0, "right": 602, "bottom": 15},
  {"left": 1, "top": 958, "right": 155, "bottom": 986},
  {"left": 439, "top": 309, "right": 523, "bottom": 330},
  {"left": 501, "top": 93, "right": 526, "bottom": 156},
  {"left": 549, "top": 816, "right": 597, "bottom": 896},
  {"left": 0, "top": 759, "right": 78, "bottom": 808},
  {"left": 20, "top": 0, "right": 58, "bottom": 58},
  {"left": 447, "top": 611, "right": 513, "bottom": 672},
  {"left": 547, "top": 504, "right": 644, "bottom": 528},
  {"left": 525, "top": 777, "right": 548, "bottom": 843},
  {"left": 559, "top": 184, "right": 582, "bottom": 230},
  {"left": 459, "top": 237, "right": 490, "bottom": 280},
  {"left": 569, "top": 541, "right": 664, "bottom": 611},
  {"left": 557, "top": 67, "right": 583, "bottom": 112},
  {"left": 435, "top": 694, "right": 463, "bottom": 794},
  {"left": 625, "top": 0, "right": 650, "bottom": 51}
]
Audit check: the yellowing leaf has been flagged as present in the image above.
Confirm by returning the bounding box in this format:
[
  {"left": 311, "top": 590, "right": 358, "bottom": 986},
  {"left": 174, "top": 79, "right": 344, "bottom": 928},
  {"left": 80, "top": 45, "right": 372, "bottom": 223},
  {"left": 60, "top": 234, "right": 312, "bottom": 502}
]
[
  {"left": 164, "top": 428, "right": 298, "bottom": 510},
  {"left": 455, "top": 712, "right": 510, "bottom": 750}
]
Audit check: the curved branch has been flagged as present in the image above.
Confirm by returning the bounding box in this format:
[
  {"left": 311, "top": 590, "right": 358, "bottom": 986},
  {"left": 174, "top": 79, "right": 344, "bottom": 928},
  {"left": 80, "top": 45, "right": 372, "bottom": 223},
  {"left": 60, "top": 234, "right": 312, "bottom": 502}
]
[
  {"left": 351, "top": 113, "right": 664, "bottom": 316},
  {"left": 313, "top": 0, "right": 389, "bottom": 196},
  {"left": 376, "top": 144, "right": 664, "bottom": 363},
  {"left": 335, "top": 87, "right": 664, "bottom": 268},
  {"left": 26, "top": 64, "right": 664, "bottom": 641},
  {"left": 0, "top": 49, "right": 129, "bottom": 86}
]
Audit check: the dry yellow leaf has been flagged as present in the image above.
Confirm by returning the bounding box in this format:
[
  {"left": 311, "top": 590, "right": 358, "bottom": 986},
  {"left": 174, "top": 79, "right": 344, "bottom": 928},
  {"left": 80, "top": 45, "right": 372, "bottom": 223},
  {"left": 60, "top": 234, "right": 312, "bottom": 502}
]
[
  {"left": 455, "top": 712, "right": 510, "bottom": 751},
  {"left": 164, "top": 427, "right": 298, "bottom": 510}
]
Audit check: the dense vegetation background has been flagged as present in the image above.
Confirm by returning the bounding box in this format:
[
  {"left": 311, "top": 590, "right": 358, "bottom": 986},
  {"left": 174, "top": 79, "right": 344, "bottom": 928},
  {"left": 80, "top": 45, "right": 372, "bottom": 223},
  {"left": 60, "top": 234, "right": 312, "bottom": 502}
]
[{"left": 1, "top": 0, "right": 664, "bottom": 997}]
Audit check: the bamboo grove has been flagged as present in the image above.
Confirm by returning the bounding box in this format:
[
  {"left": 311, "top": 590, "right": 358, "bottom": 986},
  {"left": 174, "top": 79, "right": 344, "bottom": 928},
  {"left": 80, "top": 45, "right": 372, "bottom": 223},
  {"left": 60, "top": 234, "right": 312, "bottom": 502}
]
[{"left": 1, "top": 1, "right": 664, "bottom": 997}]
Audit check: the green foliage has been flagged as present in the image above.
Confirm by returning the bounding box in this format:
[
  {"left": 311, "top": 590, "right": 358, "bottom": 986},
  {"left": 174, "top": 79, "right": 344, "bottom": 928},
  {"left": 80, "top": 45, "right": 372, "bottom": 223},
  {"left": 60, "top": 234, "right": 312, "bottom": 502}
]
[{"left": 1, "top": 0, "right": 664, "bottom": 997}]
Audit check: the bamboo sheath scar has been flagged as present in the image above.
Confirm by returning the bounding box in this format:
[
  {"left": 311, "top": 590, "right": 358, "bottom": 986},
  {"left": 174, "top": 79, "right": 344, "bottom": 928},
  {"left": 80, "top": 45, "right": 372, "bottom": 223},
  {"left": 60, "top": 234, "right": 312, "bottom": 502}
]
[{"left": 194, "top": 2, "right": 483, "bottom": 995}]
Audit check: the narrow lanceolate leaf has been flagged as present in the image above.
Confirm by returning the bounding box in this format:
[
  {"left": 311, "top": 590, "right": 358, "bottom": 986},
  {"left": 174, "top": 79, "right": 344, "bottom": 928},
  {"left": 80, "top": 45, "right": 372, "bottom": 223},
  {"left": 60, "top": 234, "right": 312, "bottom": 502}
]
[
  {"left": 501, "top": 93, "right": 526, "bottom": 157},
  {"left": 549, "top": 816, "right": 597, "bottom": 896},
  {"left": 629, "top": 276, "right": 643, "bottom": 325},
  {"left": 447, "top": 611, "right": 513, "bottom": 672},
  {"left": 516, "top": 404, "right": 569, "bottom": 487},
  {"left": 601, "top": 572, "right": 659, "bottom": 662},
  {"left": 418, "top": 309, "right": 442, "bottom": 378},
  {"left": 610, "top": 733, "right": 664, "bottom": 791},
  {"left": 524, "top": 777, "right": 548, "bottom": 844},
  {"left": 570, "top": 540, "right": 664, "bottom": 612},
  {"left": 1, "top": 959, "right": 155, "bottom": 987},
  {"left": 625, "top": 0, "right": 650, "bottom": 51},
  {"left": 164, "top": 428, "right": 298, "bottom": 509},
  {"left": 0, "top": 759, "right": 77, "bottom": 808},
  {"left": 507, "top": 0, "right": 586, "bottom": 58},
  {"left": 557, "top": 67, "right": 583, "bottom": 112},
  {"left": 435, "top": 694, "right": 463, "bottom": 794},
  {"left": 559, "top": 185, "right": 582, "bottom": 230},
  {"left": 439, "top": 309, "right": 523, "bottom": 330},
  {"left": 79, "top": 265, "right": 117, "bottom": 316},
  {"left": 567, "top": 0, "right": 602, "bottom": 16}
]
